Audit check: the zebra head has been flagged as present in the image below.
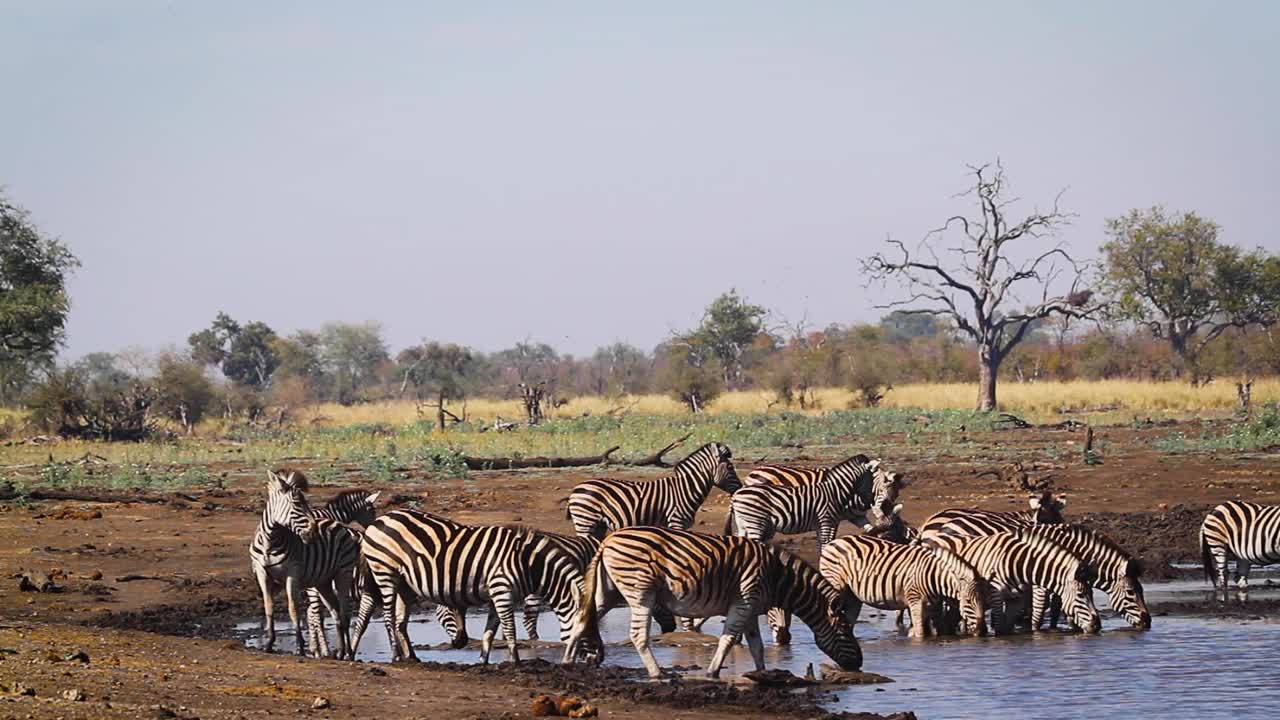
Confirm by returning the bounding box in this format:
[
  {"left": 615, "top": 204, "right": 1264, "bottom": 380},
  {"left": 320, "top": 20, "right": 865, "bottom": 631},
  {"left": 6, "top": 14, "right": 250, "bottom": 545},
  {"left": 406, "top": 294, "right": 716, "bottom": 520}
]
[
  {"left": 1028, "top": 492, "right": 1067, "bottom": 523},
  {"left": 872, "top": 464, "right": 907, "bottom": 510},
  {"left": 862, "top": 501, "right": 913, "bottom": 544},
  {"left": 929, "top": 546, "right": 989, "bottom": 637},
  {"left": 684, "top": 442, "right": 741, "bottom": 493},
  {"left": 327, "top": 490, "right": 380, "bottom": 528},
  {"left": 1061, "top": 559, "right": 1103, "bottom": 634},
  {"left": 1109, "top": 558, "right": 1151, "bottom": 630},
  {"left": 265, "top": 469, "right": 312, "bottom": 536}
]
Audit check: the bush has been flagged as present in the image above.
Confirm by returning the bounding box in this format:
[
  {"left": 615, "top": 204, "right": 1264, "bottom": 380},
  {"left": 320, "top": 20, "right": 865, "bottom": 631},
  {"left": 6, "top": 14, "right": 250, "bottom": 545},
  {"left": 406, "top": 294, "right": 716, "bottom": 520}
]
[
  {"left": 26, "top": 368, "right": 156, "bottom": 440},
  {"left": 155, "top": 355, "right": 215, "bottom": 433}
]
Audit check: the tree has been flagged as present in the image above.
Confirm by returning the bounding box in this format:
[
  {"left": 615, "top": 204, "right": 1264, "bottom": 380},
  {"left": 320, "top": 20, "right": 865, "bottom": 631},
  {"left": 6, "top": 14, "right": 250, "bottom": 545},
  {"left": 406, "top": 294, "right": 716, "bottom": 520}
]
[
  {"left": 319, "top": 322, "right": 389, "bottom": 404},
  {"left": 879, "top": 311, "right": 946, "bottom": 343},
  {"left": 694, "top": 290, "right": 768, "bottom": 390},
  {"left": 154, "top": 353, "right": 215, "bottom": 433},
  {"left": 1100, "top": 207, "right": 1280, "bottom": 379},
  {"left": 587, "top": 343, "right": 651, "bottom": 396},
  {"left": 656, "top": 335, "right": 723, "bottom": 413},
  {"left": 396, "top": 342, "right": 474, "bottom": 429},
  {"left": 863, "top": 162, "right": 1102, "bottom": 411},
  {"left": 188, "top": 313, "right": 280, "bottom": 388},
  {"left": 0, "top": 192, "right": 78, "bottom": 381}
]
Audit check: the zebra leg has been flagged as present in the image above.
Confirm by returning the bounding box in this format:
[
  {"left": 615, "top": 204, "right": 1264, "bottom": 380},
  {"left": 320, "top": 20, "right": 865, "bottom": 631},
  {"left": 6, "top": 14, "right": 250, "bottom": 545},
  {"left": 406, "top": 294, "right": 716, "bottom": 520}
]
[
  {"left": 895, "top": 608, "right": 908, "bottom": 630},
  {"left": 255, "top": 565, "right": 276, "bottom": 652},
  {"left": 307, "top": 587, "right": 333, "bottom": 658},
  {"left": 1030, "top": 587, "right": 1048, "bottom": 631},
  {"left": 284, "top": 576, "right": 307, "bottom": 656},
  {"left": 906, "top": 595, "right": 927, "bottom": 640},
  {"left": 481, "top": 607, "right": 498, "bottom": 664},
  {"left": 1048, "top": 594, "right": 1063, "bottom": 630},
  {"left": 331, "top": 572, "right": 354, "bottom": 660},
  {"left": 436, "top": 605, "right": 469, "bottom": 649},
  {"left": 1236, "top": 559, "right": 1252, "bottom": 600},
  {"left": 743, "top": 619, "right": 766, "bottom": 673},
  {"left": 627, "top": 598, "right": 663, "bottom": 679},
  {"left": 522, "top": 595, "right": 542, "bottom": 641},
  {"left": 348, "top": 582, "right": 379, "bottom": 658},
  {"left": 377, "top": 575, "right": 414, "bottom": 662},
  {"left": 707, "top": 603, "right": 753, "bottom": 679},
  {"left": 652, "top": 605, "right": 678, "bottom": 634},
  {"left": 766, "top": 607, "right": 792, "bottom": 645}
]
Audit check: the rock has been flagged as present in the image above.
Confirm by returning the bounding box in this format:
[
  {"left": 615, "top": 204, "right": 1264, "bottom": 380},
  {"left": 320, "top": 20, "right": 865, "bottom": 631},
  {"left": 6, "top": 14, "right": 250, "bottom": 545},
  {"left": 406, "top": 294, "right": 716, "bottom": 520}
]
[
  {"left": 819, "top": 664, "right": 895, "bottom": 685},
  {"left": 11, "top": 682, "right": 35, "bottom": 696},
  {"left": 531, "top": 695, "right": 557, "bottom": 716},
  {"left": 65, "top": 649, "right": 90, "bottom": 663},
  {"left": 62, "top": 688, "right": 86, "bottom": 701},
  {"left": 743, "top": 668, "right": 817, "bottom": 687},
  {"left": 367, "top": 666, "right": 386, "bottom": 677},
  {"left": 18, "top": 570, "right": 60, "bottom": 593},
  {"left": 311, "top": 696, "right": 330, "bottom": 710},
  {"left": 89, "top": 570, "right": 103, "bottom": 581}
]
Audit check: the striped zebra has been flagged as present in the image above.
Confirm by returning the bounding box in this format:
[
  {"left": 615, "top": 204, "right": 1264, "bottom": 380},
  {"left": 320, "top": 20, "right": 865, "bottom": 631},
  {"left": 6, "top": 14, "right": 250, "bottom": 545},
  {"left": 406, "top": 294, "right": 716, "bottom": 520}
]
[
  {"left": 564, "top": 527, "right": 862, "bottom": 679},
  {"left": 301, "top": 489, "right": 380, "bottom": 658},
  {"left": 348, "top": 560, "right": 471, "bottom": 656},
  {"left": 518, "top": 532, "right": 679, "bottom": 641},
  {"left": 1200, "top": 501, "right": 1280, "bottom": 600},
  {"left": 820, "top": 534, "right": 989, "bottom": 638},
  {"left": 250, "top": 470, "right": 362, "bottom": 656},
  {"left": 1020, "top": 524, "right": 1151, "bottom": 630},
  {"left": 359, "top": 510, "right": 586, "bottom": 664},
  {"left": 565, "top": 442, "right": 741, "bottom": 539},
  {"left": 948, "top": 530, "right": 1101, "bottom": 635},
  {"left": 724, "top": 455, "right": 908, "bottom": 534},
  {"left": 917, "top": 491, "right": 1068, "bottom": 548}
]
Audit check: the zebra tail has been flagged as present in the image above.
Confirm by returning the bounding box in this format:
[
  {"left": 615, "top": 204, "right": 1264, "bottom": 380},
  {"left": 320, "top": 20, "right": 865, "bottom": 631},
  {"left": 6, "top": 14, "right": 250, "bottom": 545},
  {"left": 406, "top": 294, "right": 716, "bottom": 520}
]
[
  {"left": 722, "top": 507, "right": 736, "bottom": 536},
  {"left": 1200, "top": 527, "right": 1215, "bottom": 585},
  {"left": 576, "top": 548, "right": 606, "bottom": 663}
]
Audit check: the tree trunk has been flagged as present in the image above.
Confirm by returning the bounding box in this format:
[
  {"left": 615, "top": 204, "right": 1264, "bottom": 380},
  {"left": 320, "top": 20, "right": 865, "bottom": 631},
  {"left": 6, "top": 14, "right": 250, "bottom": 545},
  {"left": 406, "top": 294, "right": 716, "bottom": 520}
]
[
  {"left": 436, "top": 389, "right": 446, "bottom": 431},
  {"left": 1169, "top": 328, "right": 1189, "bottom": 379},
  {"left": 977, "top": 349, "right": 999, "bottom": 412}
]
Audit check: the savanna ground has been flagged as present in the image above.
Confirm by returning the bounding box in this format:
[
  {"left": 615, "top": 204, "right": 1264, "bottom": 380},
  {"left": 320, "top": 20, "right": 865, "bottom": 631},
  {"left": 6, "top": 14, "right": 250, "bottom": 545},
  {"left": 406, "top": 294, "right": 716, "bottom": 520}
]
[{"left": 1, "top": 382, "right": 1279, "bottom": 720}]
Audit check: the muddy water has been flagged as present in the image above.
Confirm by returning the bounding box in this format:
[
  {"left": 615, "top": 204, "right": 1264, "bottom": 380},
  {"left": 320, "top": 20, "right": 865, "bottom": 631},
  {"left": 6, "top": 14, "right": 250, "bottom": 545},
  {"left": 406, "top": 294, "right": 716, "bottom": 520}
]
[{"left": 241, "top": 571, "right": 1280, "bottom": 719}]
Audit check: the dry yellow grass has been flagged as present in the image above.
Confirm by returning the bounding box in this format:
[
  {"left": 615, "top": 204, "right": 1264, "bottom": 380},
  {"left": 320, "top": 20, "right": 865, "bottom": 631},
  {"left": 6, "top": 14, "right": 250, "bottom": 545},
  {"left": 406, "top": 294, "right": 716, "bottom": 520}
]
[{"left": 298, "top": 378, "right": 1279, "bottom": 427}]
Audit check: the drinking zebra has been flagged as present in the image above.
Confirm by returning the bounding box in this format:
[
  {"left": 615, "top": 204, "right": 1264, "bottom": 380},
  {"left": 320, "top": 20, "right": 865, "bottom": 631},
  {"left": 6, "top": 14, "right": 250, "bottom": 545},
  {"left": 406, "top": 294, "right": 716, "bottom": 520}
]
[
  {"left": 358, "top": 509, "right": 586, "bottom": 664},
  {"left": 564, "top": 526, "right": 862, "bottom": 679},
  {"left": 1200, "top": 501, "right": 1280, "bottom": 600},
  {"left": 820, "top": 534, "right": 989, "bottom": 638},
  {"left": 947, "top": 530, "right": 1101, "bottom": 634},
  {"left": 1021, "top": 524, "right": 1150, "bottom": 630},
  {"left": 249, "top": 470, "right": 362, "bottom": 657},
  {"left": 565, "top": 442, "right": 741, "bottom": 539}
]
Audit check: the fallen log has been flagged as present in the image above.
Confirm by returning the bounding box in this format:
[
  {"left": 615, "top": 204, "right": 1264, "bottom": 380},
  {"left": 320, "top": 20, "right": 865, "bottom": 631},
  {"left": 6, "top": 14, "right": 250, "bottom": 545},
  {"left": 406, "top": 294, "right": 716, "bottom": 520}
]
[
  {"left": 628, "top": 434, "right": 692, "bottom": 468},
  {"left": 461, "top": 446, "right": 622, "bottom": 471},
  {"left": 21, "top": 489, "right": 192, "bottom": 505}
]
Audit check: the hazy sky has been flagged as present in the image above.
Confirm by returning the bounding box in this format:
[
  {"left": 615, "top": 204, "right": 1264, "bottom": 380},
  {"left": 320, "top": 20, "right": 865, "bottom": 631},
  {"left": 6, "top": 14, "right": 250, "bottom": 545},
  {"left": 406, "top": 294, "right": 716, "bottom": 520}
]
[{"left": 3, "top": 1, "right": 1278, "bottom": 361}]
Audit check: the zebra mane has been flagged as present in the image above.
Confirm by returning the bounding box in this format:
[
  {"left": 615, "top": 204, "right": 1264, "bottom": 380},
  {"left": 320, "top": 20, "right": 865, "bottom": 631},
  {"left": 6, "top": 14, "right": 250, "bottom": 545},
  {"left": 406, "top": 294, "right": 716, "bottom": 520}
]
[
  {"left": 818, "top": 455, "right": 877, "bottom": 487},
  {"left": 326, "top": 489, "right": 377, "bottom": 507},
  {"left": 675, "top": 442, "right": 730, "bottom": 470}
]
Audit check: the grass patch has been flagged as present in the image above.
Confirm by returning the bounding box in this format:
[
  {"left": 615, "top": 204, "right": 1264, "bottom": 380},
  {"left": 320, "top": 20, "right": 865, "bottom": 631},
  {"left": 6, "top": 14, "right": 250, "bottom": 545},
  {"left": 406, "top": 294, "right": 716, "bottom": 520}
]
[{"left": 1154, "top": 403, "right": 1280, "bottom": 453}]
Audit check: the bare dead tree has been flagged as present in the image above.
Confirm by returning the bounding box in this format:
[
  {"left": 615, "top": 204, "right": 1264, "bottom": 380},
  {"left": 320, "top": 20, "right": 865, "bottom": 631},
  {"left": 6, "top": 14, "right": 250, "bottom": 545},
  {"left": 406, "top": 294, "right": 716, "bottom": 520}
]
[
  {"left": 518, "top": 381, "right": 547, "bottom": 425},
  {"left": 863, "top": 162, "right": 1105, "bottom": 411}
]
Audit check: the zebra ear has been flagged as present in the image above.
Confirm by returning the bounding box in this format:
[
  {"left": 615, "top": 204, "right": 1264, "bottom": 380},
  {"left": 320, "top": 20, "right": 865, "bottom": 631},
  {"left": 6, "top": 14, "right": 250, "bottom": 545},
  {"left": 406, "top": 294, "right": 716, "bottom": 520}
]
[
  {"left": 1028, "top": 496, "right": 1042, "bottom": 510},
  {"left": 286, "top": 471, "right": 309, "bottom": 493},
  {"left": 266, "top": 470, "right": 288, "bottom": 493},
  {"left": 862, "top": 523, "right": 874, "bottom": 532},
  {"left": 1055, "top": 494, "right": 1068, "bottom": 508},
  {"left": 894, "top": 473, "right": 909, "bottom": 488},
  {"left": 366, "top": 491, "right": 381, "bottom": 505},
  {"left": 891, "top": 503, "right": 904, "bottom": 516}
]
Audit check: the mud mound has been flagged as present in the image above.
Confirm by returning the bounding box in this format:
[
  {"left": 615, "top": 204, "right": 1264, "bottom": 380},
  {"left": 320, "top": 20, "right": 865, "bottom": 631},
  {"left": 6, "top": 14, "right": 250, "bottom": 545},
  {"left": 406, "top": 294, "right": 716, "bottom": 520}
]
[
  {"left": 403, "top": 659, "right": 914, "bottom": 720},
  {"left": 1076, "top": 505, "right": 1212, "bottom": 579}
]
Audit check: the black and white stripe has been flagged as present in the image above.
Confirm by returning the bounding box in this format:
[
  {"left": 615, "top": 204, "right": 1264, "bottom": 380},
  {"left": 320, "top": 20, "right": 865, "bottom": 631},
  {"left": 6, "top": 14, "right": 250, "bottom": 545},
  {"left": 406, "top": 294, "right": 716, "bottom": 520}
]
[
  {"left": 249, "top": 470, "right": 361, "bottom": 657},
  {"left": 820, "top": 534, "right": 989, "bottom": 638},
  {"left": 359, "top": 510, "right": 585, "bottom": 664},
  {"left": 917, "top": 491, "right": 1068, "bottom": 549},
  {"left": 1021, "top": 524, "right": 1150, "bottom": 630},
  {"left": 566, "top": 442, "right": 741, "bottom": 539},
  {"left": 1200, "top": 501, "right": 1280, "bottom": 599},
  {"left": 723, "top": 455, "right": 907, "bottom": 535},
  {"left": 564, "top": 527, "right": 862, "bottom": 679},
  {"left": 947, "top": 530, "right": 1101, "bottom": 634},
  {"left": 727, "top": 455, "right": 886, "bottom": 550},
  {"left": 302, "top": 489, "right": 380, "bottom": 658}
]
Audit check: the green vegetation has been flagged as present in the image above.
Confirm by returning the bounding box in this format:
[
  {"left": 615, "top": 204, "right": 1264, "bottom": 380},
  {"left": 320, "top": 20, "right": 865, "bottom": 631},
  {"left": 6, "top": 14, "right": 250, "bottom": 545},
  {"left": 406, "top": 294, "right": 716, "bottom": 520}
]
[{"left": 1155, "top": 403, "right": 1280, "bottom": 453}]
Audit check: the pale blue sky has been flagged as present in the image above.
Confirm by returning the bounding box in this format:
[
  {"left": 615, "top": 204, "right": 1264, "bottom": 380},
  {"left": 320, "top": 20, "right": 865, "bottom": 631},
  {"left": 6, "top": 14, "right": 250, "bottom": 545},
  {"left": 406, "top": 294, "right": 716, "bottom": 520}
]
[{"left": 2, "top": 1, "right": 1277, "bottom": 359}]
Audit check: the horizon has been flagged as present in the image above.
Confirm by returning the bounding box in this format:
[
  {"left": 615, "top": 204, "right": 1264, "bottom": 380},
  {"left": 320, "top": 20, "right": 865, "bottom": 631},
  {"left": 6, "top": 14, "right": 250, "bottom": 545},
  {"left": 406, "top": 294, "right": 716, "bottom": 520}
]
[{"left": 4, "top": 2, "right": 1278, "bottom": 362}]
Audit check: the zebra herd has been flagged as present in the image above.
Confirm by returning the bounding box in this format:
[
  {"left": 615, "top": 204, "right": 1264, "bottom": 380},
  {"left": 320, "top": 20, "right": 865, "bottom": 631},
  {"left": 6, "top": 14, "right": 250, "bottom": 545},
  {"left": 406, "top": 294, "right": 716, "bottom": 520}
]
[{"left": 249, "top": 441, "right": 1280, "bottom": 680}]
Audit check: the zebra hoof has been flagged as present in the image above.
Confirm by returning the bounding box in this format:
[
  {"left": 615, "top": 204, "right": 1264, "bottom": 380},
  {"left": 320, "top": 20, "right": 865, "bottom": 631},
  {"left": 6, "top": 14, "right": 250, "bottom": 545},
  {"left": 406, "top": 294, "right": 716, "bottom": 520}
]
[{"left": 773, "top": 628, "right": 791, "bottom": 646}]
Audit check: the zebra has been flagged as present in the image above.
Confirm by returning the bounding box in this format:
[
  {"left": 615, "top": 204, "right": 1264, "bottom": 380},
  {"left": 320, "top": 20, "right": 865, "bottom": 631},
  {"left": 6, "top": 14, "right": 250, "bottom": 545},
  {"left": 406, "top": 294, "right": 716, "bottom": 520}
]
[
  {"left": 359, "top": 509, "right": 586, "bottom": 664},
  {"left": 1200, "top": 501, "right": 1280, "bottom": 600},
  {"left": 348, "top": 560, "right": 471, "bottom": 655},
  {"left": 1019, "top": 524, "right": 1150, "bottom": 630},
  {"left": 565, "top": 442, "right": 741, "bottom": 539},
  {"left": 723, "top": 455, "right": 908, "bottom": 535},
  {"left": 728, "top": 455, "right": 893, "bottom": 551},
  {"left": 300, "top": 489, "right": 381, "bottom": 658},
  {"left": 820, "top": 533, "right": 989, "bottom": 638},
  {"left": 947, "top": 530, "right": 1102, "bottom": 635},
  {"left": 249, "top": 470, "right": 362, "bottom": 657},
  {"left": 917, "top": 490, "right": 1068, "bottom": 548},
  {"left": 517, "top": 532, "right": 680, "bottom": 641},
  {"left": 564, "top": 526, "right": 862, "bottom": 679}
]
